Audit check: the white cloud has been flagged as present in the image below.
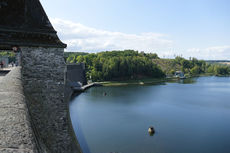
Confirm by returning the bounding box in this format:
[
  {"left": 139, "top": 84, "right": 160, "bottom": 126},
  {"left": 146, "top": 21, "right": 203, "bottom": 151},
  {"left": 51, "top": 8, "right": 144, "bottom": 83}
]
[
  {"left": 186, "top": 46, "right": 230, "bottom": 60},
  {"left": 51, "top": 18, "right": 173, "bottom": 56},
  {"left": 51, "top": 18, "right": 230, "bottom": 60}
]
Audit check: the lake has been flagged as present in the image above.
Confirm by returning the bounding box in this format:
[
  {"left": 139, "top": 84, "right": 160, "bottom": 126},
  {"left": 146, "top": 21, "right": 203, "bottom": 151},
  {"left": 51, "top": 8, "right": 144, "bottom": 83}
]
[{"left": 69, "top": 77, "right": 230, "bottom": 153}]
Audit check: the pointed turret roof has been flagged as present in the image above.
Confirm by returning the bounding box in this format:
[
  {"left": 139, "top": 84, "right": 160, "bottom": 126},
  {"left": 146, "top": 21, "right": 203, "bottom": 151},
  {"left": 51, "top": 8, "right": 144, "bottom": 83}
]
[{"left": 0, "top": 0, "right": 66, "bottom": 50}]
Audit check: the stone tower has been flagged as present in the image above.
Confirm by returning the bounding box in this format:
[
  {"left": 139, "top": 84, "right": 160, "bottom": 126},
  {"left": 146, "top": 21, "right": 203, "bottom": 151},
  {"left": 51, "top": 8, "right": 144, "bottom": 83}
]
[{"left": 0, "top": 0, "right": 82, "bottom": 152}]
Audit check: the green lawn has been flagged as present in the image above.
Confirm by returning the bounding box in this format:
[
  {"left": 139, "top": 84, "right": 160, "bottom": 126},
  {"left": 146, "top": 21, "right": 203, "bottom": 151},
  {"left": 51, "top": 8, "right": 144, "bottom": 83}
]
[{"left": 99, "top": 77, "right": 171, "bottom": 86}]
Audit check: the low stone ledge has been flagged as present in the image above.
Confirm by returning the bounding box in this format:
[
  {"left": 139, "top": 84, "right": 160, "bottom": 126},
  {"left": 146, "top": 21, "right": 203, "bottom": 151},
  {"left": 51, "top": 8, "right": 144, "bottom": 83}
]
[{"left": 0, "top": 67, "right": 38, "bottom": 153}]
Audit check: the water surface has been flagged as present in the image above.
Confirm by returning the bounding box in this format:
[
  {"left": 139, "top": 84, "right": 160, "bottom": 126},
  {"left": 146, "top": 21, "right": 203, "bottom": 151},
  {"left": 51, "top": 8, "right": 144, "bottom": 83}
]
[{"left": 70, "top": 77, "right": 230, "bottom": 153}]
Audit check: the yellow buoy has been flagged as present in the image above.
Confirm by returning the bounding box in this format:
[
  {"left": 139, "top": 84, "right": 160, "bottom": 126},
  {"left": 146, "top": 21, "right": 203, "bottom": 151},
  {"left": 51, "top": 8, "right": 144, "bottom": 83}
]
[{"left": 148, "top": 126, "right": 155, "bottom": 135}]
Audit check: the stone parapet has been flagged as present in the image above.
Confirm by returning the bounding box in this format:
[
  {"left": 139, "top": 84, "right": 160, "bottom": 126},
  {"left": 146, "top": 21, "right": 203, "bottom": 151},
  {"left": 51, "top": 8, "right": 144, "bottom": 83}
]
[{"left": 0, "top": 67, "right": 38, "bottom": 153}]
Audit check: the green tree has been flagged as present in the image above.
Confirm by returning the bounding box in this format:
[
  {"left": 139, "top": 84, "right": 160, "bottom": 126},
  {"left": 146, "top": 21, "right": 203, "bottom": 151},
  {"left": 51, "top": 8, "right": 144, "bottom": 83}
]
[{"left": 190, "top": 65, "right": 200, "bottom": 75}]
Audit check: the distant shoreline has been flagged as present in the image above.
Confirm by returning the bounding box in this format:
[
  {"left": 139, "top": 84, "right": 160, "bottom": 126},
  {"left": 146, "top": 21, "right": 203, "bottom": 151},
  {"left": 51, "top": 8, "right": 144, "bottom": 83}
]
[
  {"left": 99, "top": 77, "right": 175, "bottom": 86},
  {"left": 97, "top": 74, "right": 230, "bottom": 86}
]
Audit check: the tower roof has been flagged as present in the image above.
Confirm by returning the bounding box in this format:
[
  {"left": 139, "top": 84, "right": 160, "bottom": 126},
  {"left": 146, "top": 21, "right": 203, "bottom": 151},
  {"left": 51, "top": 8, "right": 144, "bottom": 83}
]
[{"left": 0, "top": 0, "right": 66, "bottom": 50}]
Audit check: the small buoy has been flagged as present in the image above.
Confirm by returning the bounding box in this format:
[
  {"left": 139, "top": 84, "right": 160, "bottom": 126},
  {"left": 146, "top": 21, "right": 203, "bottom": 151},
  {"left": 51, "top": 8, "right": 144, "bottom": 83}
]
[{"left": 148, "top": 126, "right": 155, "bottom": 135}]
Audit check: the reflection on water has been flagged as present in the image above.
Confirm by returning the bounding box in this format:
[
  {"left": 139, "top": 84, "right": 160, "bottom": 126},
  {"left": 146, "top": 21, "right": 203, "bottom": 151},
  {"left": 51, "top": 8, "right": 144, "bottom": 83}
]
[
  {"left": 167, "top": 77, "right": 197, "bottom": 84},
  {"left": 69, "top": 76, "right": 230, "bottom": 153}
]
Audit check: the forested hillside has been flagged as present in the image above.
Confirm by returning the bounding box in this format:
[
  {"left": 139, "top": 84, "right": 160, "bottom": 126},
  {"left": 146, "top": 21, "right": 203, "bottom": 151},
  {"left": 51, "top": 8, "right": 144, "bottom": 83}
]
[
  {"left": 154, "top": 56, "right": 230, "bottom": 76},
  {"left": 66, "top": 50, "right": 165, "bottom": 81},
  {"left": 65, "top": 50, "right": 230, "bottom": 81}
]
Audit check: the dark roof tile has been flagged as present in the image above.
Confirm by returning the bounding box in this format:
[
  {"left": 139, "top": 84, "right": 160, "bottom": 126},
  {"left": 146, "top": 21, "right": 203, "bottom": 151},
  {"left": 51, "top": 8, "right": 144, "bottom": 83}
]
[{"left": 0, "top": 0, "right": 66, "bottom": 49}]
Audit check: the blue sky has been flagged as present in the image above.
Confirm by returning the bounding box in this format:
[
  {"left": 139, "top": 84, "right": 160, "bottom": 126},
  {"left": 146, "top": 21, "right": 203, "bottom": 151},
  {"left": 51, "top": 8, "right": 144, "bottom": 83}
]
[{"left": 40, "top": 0, "right": 230, "bottom": 59}]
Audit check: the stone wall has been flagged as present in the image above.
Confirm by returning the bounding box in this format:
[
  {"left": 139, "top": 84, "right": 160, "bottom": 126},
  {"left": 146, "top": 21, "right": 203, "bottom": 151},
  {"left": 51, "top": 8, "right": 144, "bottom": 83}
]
[
  {"left": 66, "top": 63, "right": 87, "bottom": 87},
  {"left": 0, "top": 67, "right": 38, "bottom": 153},
  {"left": 20, "top": 47, "right": 82, "bottom": 153}
]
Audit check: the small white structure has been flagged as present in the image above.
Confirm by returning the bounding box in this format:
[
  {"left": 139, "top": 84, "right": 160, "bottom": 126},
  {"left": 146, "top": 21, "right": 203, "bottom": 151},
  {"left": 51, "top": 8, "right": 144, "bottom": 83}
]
[{"left": 174, "top": 71, "right": 185, "bottom": 79}]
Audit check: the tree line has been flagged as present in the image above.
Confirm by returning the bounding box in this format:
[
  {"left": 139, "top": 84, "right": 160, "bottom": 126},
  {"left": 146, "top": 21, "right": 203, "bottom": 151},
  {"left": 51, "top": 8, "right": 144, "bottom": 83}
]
[
  {"left": 66, "top": 50, "right": 230, "bottom": 81},
  {"left": 172, "top": 56, "right": 230, "bottom": 76},
  {"left": 66, "top": 50, "right": 165, "bottom": 81}
]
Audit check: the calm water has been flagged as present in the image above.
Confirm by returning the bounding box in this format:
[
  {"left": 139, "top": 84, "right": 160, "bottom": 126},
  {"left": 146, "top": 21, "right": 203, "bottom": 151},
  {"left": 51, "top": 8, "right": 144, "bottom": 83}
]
[{"left": 69, "top": 77, "right": 230, "bottom": 153}]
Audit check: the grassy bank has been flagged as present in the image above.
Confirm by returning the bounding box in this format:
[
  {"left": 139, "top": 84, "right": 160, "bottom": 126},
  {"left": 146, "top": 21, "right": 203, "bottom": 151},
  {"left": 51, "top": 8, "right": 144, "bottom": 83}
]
[
  {"left": 97, "top": 73, "right": 230, "bottom": 86},
  {"left": 98, "top": 77, "right": 173, "bottom": 86}
]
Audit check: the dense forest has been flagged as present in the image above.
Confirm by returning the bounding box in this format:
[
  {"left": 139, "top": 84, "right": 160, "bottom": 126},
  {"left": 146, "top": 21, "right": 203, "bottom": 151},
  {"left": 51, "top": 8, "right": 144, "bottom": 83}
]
[
  {"left": 154, "top": 56, "right": 230, "bottom": 77},
  {"left": 65, "top": 50, "right": 230, "bottom": 81},
  {"left": 66, "top": 50, "right": 164, "bottom": 81}
]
